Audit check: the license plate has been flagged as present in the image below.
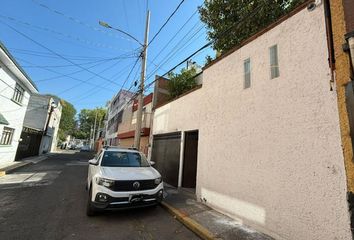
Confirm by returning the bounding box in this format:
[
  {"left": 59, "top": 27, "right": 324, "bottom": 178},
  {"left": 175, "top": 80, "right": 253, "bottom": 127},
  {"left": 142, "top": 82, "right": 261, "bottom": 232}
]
[{"left": 129, "top": 195, "right": 143, "bottom": 203}]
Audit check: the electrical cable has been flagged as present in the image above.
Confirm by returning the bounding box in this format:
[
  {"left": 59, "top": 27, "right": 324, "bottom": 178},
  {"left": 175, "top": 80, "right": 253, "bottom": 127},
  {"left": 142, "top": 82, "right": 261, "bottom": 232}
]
[
  {"left": 56, "top": 57, "right": 130, "bottom": 96},
  {"left": 0, "top": 14, "right": 133, "bottom": 52},
  {"left": 143, "top": 0, "right": 268, "bottom": 91},
  {"left": 72, "top": 57, "right": 141, "bottom": 103},
  {"left": 17, "top": 58, "right": 118, "bottom": 92},
  {"left": 148, "top": 0, "right": 185, "bottom": 46},
  {"left": 1, "top": 21, "right": 133, "bottom": 87},
  {"left": 31, "top": 0, "right": 137, "bottom": 44},
  {"left": 69, "top": 60, "right": 140, "bottom": 102},
  {"left": 148, "top": 9, "right": 198, "bottom": 65},
  {"left": 9, "top": 48, "right": 133, "bottom": 60}
]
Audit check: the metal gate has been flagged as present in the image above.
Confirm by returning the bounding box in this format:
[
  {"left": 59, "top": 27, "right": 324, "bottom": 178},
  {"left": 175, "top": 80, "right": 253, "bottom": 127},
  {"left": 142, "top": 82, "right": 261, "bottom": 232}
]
[
  {"left": 15, "top": 127, "right": 42, "bottom": 160},
  {"left": 151, "top": 132, "right": 181, "bottom": 187},
  {"left": 182, "top": 130, "right": 198, "bottom": 188}
]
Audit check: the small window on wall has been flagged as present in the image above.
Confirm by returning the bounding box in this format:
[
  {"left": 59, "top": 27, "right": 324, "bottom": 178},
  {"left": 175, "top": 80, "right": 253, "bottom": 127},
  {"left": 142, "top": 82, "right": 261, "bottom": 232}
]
[
  {"left": 244, "top": 58, "right": 251, "bottom": 89},
  {"left": 269, "top": 45, "right": 280, "bottom": 79},
  {"left": 12, "top": 84, "right": 25, "bottom": 104},
  {"left": 0, "top": 127, "right": 15, "bottom": 145}
]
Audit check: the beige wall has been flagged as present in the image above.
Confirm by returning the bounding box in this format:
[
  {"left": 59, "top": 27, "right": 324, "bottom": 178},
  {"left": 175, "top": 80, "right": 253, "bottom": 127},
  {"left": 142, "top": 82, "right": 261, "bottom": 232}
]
[
  {"left": 118, "top": 102, "right": 152, "bottom": 135},
  {"left": 119, "top": 136, "right": 149, "bottom": 155},
  {"left": 153, "top": 4, "right": 351, "bottom": 240}
]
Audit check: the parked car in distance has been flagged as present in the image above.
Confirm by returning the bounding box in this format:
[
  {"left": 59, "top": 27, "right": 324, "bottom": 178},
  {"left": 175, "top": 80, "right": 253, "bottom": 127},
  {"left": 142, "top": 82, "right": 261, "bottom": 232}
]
[
  {"left": 86, "top": 146, "right": 163, "bottom": 216},
  {"left": 80, "top": 145, "right": 90, "bottom": 152}
]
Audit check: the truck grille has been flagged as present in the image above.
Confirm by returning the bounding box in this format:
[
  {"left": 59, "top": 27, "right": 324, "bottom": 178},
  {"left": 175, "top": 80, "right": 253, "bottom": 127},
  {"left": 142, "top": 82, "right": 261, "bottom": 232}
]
[{"left": 112, "top": 179, "right": 157, "bottom": 192}]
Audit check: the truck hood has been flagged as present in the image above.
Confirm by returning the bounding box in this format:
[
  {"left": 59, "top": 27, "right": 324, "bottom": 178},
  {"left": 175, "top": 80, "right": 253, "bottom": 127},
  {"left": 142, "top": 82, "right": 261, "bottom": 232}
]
[{"left": 100, "top": 166, "right": 160, "bottom": 180}]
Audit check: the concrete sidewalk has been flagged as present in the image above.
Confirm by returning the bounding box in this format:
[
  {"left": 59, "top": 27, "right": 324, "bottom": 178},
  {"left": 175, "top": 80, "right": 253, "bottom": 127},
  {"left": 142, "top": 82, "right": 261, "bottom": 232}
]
[
  {"left": 0, "top": 153, "right": 53, "bottom": 177},
  {"left": 161, "top": 186, "right": 274, "bottom": 240}
]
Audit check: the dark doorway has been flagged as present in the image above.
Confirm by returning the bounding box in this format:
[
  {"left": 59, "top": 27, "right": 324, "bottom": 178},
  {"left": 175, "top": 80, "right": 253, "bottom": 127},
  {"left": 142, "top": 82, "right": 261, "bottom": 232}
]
[
  {"left": 15, "top": 128, "right": 42, "bottom": 160},
  {"left": 182, "top": 130, "right": 198, "bottom": 188},
  {"left": 151, "top": 132, "right": 181, "bottom": 187}
]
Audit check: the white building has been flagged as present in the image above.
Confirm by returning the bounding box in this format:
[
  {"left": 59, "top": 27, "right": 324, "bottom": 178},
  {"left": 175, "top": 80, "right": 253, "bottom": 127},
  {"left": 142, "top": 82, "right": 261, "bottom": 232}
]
[
  {"left": 151, "top": 3, "right": 352, "bottom": 239},
  {"left": 17, "top": 94, "right": 62, "bottom": 158},
  {"left": 0, "top": 41, "right": 38, "bottom": 166}
]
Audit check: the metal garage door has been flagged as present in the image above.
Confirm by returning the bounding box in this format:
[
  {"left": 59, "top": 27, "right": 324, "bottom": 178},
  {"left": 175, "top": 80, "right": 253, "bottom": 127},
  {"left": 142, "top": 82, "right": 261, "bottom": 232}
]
[{"left": 151, "top": 132, "right": 181, "bottom": 187}]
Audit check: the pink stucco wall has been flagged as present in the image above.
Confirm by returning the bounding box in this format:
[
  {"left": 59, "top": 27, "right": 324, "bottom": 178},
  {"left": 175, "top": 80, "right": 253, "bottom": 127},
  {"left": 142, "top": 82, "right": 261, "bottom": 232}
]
[{"left": 153, "top": 4, "right": 351, "bottom": 239}]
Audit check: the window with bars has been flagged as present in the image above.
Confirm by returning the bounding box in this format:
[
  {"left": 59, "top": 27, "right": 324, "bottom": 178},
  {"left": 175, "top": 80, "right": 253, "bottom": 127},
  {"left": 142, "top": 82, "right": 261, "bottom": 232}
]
[
  {"left": 269, "top": 45, "right": 280, "bottom": 79},
  {"left": 244, "top": 58, "right": 251, "bottom": 89},
  {"left": 12, "top": 84, "right": 25, "bottom": 103},
  {"left": 0, "top": 127, "right": 14, "bottom": 145}
]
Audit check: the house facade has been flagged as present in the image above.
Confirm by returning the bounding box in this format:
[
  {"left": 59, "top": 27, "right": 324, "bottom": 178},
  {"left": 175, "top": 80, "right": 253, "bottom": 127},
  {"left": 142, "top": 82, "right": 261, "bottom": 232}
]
[
  {"left": 16, "top": 94, "right": 62, "bottom": 159},
  {"left": 117, "top": 93, "right": 153, "bottom": 154},
  {"left": 151, "top": 2, "right": 353, "bottom": 239},
  {"left": 0, "top": 41, "right": 38, "bottom": 165},
  {"left": 105, "top": 90, "right": 135, "bottom": 146}
]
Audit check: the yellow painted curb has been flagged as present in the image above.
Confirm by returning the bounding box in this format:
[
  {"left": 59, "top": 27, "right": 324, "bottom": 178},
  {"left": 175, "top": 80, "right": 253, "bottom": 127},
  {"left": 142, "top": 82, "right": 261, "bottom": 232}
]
[
  {"left": 0, "top": 161, "right": 32, "bottom": 177},
  {"left": 161, "top": 201, "right": 218, "bottom": 240}
]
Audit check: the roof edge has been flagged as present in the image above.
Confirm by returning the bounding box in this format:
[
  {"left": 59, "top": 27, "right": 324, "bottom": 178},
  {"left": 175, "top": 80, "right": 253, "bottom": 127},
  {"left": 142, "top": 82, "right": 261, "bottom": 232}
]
[
  {"left": 203, "top": 0, "right": 313, "bottom": 71},
  {"left": 0, "top": 40, "right": 38, "bottom": 91}
]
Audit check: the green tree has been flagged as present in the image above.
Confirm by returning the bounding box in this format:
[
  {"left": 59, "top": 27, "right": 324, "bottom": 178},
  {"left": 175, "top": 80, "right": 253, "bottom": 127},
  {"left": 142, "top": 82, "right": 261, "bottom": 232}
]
[
  {"left": 199, "top": 0, "right": 304, "bottom": 52},
  {"left": 167, "top": 67, "right": 198, "bottom": 99},
  {"left": 58, "top": 99, "right": 76, "bottom": 141},
  {"left": 73, "top": 108, "right": 106, "bottom": 139},
  {"left": 205, "top": 55, "right": 214, "bottom": 66}
]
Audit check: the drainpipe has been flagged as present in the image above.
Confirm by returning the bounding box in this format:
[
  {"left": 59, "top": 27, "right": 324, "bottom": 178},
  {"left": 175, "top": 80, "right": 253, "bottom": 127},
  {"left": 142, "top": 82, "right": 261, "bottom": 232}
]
[{"left": 323, "top": 0, "right": 336, "bottom": 90}]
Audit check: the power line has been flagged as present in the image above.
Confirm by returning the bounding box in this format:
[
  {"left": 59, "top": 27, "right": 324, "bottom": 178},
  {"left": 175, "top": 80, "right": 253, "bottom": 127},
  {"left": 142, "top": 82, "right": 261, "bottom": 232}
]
[
  {"left": 9, "top": 48, "right": 134, "bottom": 60},
  {"left": 31, "top": 0, "right": 137, "bottom": 44},
  {"left": 149, "top": 9, "right": 198, "bottom": 64},
  {"left": 56, "top": 57, "right": 130, "bottom": 96},
  {"left": 116, "top": 56, "right": 141, "bottom": 94},
  {"left": 143, "top": 0, "right": 268, "bottom": 91},
  {"left": 146, "top": 21, "right": 204, "bottom": 81},
  {"left": 148, "top": 0, "right": 185, "bottom": 46},
  {"left": 2, "top": 56, "right": 132, "bottom": 69},
  {"left": 1, "top": 21, "right": 129, "bottom": 87},
  {"left": 24, "top": 57, "right": 120, "bottom": 83},
  {"left": 17, "top": 58, "right": 118, "bottom": 92},
  {"left": 147, "top": 0, "right": 264, "bottom": 81},
  {"left": 70, "top": 58, "right": 141, "bottom": 102},
  {"left": 156, "top": 26, "right": 206, "bottom": 70},
  {"left": 0, "top": 77, "right": 31, "bottom": 99},
  {"left": 0, "top": 14, "right": 133, "bottom": 52}
]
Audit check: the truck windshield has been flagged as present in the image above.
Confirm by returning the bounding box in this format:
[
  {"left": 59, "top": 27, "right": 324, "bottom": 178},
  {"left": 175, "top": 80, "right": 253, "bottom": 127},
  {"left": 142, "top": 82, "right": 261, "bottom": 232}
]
[{"left": 101, "top": 151, "right": 150, "bottom": 167}]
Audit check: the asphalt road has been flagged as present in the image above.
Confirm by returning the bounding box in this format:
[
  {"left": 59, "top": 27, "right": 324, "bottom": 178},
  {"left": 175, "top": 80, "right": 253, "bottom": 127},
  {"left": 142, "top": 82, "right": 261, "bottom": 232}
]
[{"left": 0, "top": 151, "right": 199, "bottom": 240}]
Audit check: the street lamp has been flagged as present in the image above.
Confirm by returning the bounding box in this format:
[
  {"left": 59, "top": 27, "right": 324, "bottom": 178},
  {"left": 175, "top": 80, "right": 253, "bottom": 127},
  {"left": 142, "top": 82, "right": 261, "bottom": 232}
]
[
  {"left": 99, "top": 20, "right": 143, "bottom": 46},
  {"left": 99, "top": 12, "right": 150, "bottom": 151}
]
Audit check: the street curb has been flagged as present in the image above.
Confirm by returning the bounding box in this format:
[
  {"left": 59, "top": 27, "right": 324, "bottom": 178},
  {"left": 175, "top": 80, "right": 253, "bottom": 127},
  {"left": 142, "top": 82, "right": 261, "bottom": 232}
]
[
  {"left": 0, "top": 153, "right": 52, "bottom": 177},
  {"left": 0, "top": 161, "right": 33, "bottom": 176},
  {"left": 160, "top": 201, "right": 217, "bottom": 240}
]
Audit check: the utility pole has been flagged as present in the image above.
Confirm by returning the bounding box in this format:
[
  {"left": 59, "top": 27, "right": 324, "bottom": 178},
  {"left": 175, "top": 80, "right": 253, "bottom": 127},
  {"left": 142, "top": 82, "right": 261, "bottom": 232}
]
[
  {"left": 92, "top": 110, "right": 98, "bottom": 150},
  {"left": 96, "top": 116, "right": 102, "bottom": 140},
  {"left": 44, "top": 102, "right": 55, "bottom": 135},
  {"left": 89, "top": 125, "right": 93, "bottom": 150},
  {"left": 134, "top": 10, "right": 150, "bottom": 150}
]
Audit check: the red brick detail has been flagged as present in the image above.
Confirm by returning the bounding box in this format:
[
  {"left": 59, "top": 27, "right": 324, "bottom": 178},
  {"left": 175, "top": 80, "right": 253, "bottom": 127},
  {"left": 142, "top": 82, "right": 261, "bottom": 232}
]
[
  {"left": 117, "top": 128, "right": 150, "bottom": 139},
  {"left": 133, "top": 93, "right": 153, "bottom": 112}
]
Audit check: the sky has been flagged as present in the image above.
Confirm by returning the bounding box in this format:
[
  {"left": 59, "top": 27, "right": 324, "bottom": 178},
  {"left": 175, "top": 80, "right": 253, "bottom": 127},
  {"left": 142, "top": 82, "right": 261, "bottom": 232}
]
[{"left": 0, "top": 0, "right": 213, "bottom": 112}]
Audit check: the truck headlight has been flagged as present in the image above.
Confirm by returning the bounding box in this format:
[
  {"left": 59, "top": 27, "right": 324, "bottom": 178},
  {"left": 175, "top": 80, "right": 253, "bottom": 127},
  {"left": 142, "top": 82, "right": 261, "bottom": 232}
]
[
  {"left": 96, "top": 177, "right": 114, "bottom": 188},
  {"left": 154, "top": 177, "right": 162, "bottom": 185}
]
